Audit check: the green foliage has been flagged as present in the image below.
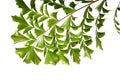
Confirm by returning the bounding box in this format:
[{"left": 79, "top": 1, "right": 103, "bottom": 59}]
[
  {"left": 95, "top": 0, "right": 109, "bottom": 50},
  {"left": 114, "top": 2, "right": 120, "bottom": 34},
  {"left": 15, "top": 0, "right": 30, "bottom": 15},
  {"left": 11, "top": 0, "right": 120, "bottom": 65},
  {"left": 16, "top": 46, "right": 41, "bottom": 65},
  {"left": 70, "top": 49, "right": 80, "bottom": 64},
  {"left": 30, "top": 0, "right": 36, "bottom": 11},
  {"left": 11, "top": 31, "right": 29, "bottom": 44}
]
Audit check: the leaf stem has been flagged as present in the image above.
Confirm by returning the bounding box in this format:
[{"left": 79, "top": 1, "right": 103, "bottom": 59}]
[{"left": 32, "top": 0, "right": 99, "bottom": 46}]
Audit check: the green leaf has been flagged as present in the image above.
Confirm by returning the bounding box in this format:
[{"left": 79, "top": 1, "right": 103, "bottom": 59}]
[
  {"left": 71, "top": 26, "right": 79, "bottom": 30},
  {"left": 34, "top": 13, "right": 42, "bottom": 20},
  {"left": 30, "top": 0, "right": 36, "bottom": 11},
  {"left": 84, "top": 24, "right": 92, "bottom": 32},
  {"left": 27, "top": 11, "right": 36, "bottom": 19},
  {"left": 29, "top": 18, "right": 34, "bottom": 26},
  {"left": 84, "top": 24, "right": 92, "bottom": 29},
  {"left": 49, "top": 27, "right": 55, "bottom": 36},
  {"left": 83, "top": 7, "right": 89, "bottom": 18},
  {"left": 114, "top": 19, "right": 120, "bottom": 25},
  {"left": 88, "top": 6, "right": 92, "bottom": 12},
  {"left": 34, "top": 47, "right": 44, "bottom": 53},
  {"left": 17, "top": 24, "right": 27, "bottom": 31},
  {"left": 54, "top": 3, "right": 62, "bottom": 9},
  {"left": 84, "top": 29, "right": 91, "bottom": 32},
  {"left": 61, "top": 16, "right": 71, "bottom": 29},
  {"left": 84, "top": 35, "right": 92, "bottom": 40},
  {"left": 116, "top": 27, "right": 120, "bottom": 34},
  {"left": 57, "top": 39, "right": 65, "bottom": 45},
  {"left": 25, "top": 40, "right": 35, "bottom": 46},
  {"left": 58, "top": 45, "right": 67, "bottom": 49},
  {"left": 39, "top": 16, "right": 48, "bottom": 22},
  {"left": 84, "top": 46, "right": 94, "bottom": 59},
  {"left": 70, "top": 32, "right": 83, "bottom": 38},
  {"left": 34, "top": 29, "right": 44, "bottom": 37},
  {"left": 98, "top": 19, "right": 105, "bottom": 24},
  {"left": 88, "top": 12, "right": 94, "bottom": 19},
  {"left": 16, "top": 47, "right": 29, "bottom": 58},
  {"left": 96, "top": 19, "right": 102, "bottom": 28},
  {"left": 75, "top": 0, "right": 81, "bottom": 1},
  {"left": 37, "top": 23, "right": 45, "bottom": 30},
  {"left": 16, "top": 47, "right": 41, "bottom": 65},
  {"left": 70, "top": 42, "right": 79, "bottom": 47},
  {"left": 40, "top": 3, "right": 44, "bottom": 14},
  {"left": 43, "top": 0, "right": 50, "bottom": 4},
  {"left": 47, "top": 18, "right": 58, "bottom": 27},
  {"left": 61, "top": 50, "right": 69, "bottom": 54},
  {"left": 63, "top": 7, "right": 74, "bottom": 14},
  {"left": 69, "top": 2, "right": 76, "bottom": 8},
  {"left": 24, "top": 47, "right": 41, "bottom": 65},
  {"left": 100, "top": 13, "right": 105, "bottom": 18},
  {"left": 50, "top": 12, "right": 58, "bottom": 19},
  {"left": 71, "top": 22, "right": 79, "bottom": 30},
  {"left": 102, "top": 8, "right": 109, "bottom": 13},
  {"left": 104, "top": 0, "right": 108, "bottom": 6},
  {"left": 44, "top": 5, "right": 49, "bottom": 16},
  {"left": 12, "top": 15, "right": 28, "bottom": 25},
  {"left": 59, "top": 0, "right": 64, "bottom": 5},
  {"left": 34, "top": 20, "right": 39, "bottom": 27},
  {"left": 79, "top": 19, "right": 84, "bottom": 27},
  {"left": 58, "top": 52, "right": 69, "bottom": 64},
  {"left": 23, "top": 26, "right": 33, "bottom": 33},
  {"left": 26, "top": 31, "right": 36, "bottom": 39},
  {"left": 80, "top": 40, "right": 84, "bottom": 48},
  {"left": 117, "top": 7, "right": 120, "bottom": 11},
  {"left": 96, "top": 0, "right": 104, "bottom": 11},
  {"left": 97, "top": 32, "right": 105, "bottom": 38},
  {"left": 11, "top": 31, "right": 29, "bottom": 44},
  {"left": 37, "top": 38, "right": 45, "bottom": 48},
  {"left": 45, "top": 50, "right": 59, "bottom": 65},
  {"left": 81, "top": 0, "right": 92, "bottom": 3},
  {"left": 96, "top": 23, "right": 103, "bottom": 29},
  {"left": 56, "top": 26, "right": 64, "bottom": 33},
  {"left": 44, "top": 36, "right": 53, "bottom": 41},
  {"left": 56, "top": 34, "right": 64, "bottom": 38},
  {"left": 96, "top": 37, "right": 103, "bottom": 50},
  {"left": 86, "top": 18, "right": 94, "bottom": 23},
  {"left": 15, "top": 0, "right": 30, "bottom": 14},
  {"left": 70, "top": 49, "right": 80, "bottom": 64},
  {"left": 85, "top": 39, "right": 92, "bottom": 46},
  {"left": 71, "top": 38, "right": 81, "bottom": 42}
]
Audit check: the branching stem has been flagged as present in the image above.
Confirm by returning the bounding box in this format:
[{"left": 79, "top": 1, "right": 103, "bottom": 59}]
[{"left": 32, "top": 0, "right": 99, "bottom": 46}]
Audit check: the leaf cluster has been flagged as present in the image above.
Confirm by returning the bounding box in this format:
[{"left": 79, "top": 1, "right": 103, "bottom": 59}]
[{"left": 11, "top": 0, "right": 120, "bottom": 65}]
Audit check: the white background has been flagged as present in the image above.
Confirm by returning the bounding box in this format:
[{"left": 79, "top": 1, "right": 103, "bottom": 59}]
[{"left": 0, "top": 0, "right": 120, "bottom": 80}]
